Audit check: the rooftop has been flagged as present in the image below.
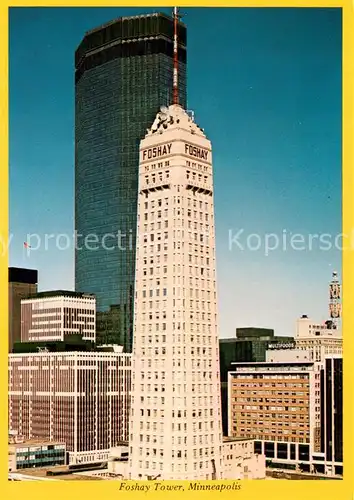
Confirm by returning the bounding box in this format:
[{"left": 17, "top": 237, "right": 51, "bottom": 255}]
[
  {"left": 9, "top": 440, "right": 65, "bottom": 448},
  {"left": 230, "top": 361, "right": 314, "bottom": 367},
  {"left": 85, "top": 12, "right": 185, "bottom": 36},
  {"left": 223, "top": 436, "right": 254, "bottom": 443},
  {"left": 9, "top": 267, "right": 38, "bottom": 285},
  {"left": 146, "top": 104, "right": 206, "bottom": 138},
  {"left": 13, "top": 466, "right": 103, "bottom": 481},
  {"left": 10, "top": 351, "right": 131, "bottom": 358},
  {"left": 24, "top": 290, "right": 95, "bottom": 300}
]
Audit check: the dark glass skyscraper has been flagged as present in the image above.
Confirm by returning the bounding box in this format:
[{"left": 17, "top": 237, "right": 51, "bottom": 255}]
[{"left": 75, "top": 13, "right": 187, "bottom": 351}]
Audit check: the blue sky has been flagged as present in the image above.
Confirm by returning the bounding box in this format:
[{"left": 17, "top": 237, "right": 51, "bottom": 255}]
[{"left": 9, "top": 7, "right": 342, "bottom": 337}]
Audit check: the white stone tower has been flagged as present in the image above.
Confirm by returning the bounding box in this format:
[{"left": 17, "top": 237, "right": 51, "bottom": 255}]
[{"left": 128, "top": 104, "right": 224, "bottom": 480}]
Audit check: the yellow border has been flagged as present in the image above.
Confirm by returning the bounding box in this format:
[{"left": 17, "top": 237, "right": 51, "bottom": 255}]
[{"left": 2, "top": 2, "right": 353, "bottom": 499}]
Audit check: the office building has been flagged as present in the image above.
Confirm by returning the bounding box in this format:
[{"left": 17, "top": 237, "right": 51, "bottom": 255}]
[
  {"left": 128, "top": 103, "right": 225, "bottom": 480},
  {"left": 9, "top": 350, "right": 131, "bottom": 464},
  {"left": 228, "top": 360, "right": 320, "bottom": 472},
  {"left": 8, "top": 440, "right": 66, "bottom": 472},
  {"left": 8, "top": 267, "right": 38, "bottom": 352},
  {"left": 75, "top": 13, "right": 187, "bottom": 351},
  {"left": 295, "top": 315, "right": 342, "bottom": 361},
  {"left": 220, "top": 328, "right": 294, "bottom": 370},
  {"left": 319, "top": 356, "right": 343, "bottom": 476},
  {"left": 228, "top": 355, "right": 342, "bottom": 477},
  {"left": 21, "top": 291, "right": 96, "bottom": 343},
  {"left": 219, "top": 328, "right": 294, "bottom": 435}
]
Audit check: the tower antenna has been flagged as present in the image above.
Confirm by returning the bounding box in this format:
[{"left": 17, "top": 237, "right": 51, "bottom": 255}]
[{"left": 173, "top": 7, "right": 179, "bottom": 105}]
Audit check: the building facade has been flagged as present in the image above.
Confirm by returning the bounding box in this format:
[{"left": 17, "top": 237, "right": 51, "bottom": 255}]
[
  {"left": 8, "top": 267, "right": 38, "bottom": 352},
  {"left": 75, "top": 13, "right": 187, "bottom": 351},
  {"left": 129, "top": 104, "right": 224, "bottom": 480},
  {"left": 222, "top": 437, "right": 265, "bottom": 480},
  {"left": 21, "top": 291, "right": 96, "bottom": 343},
  {"left": 295, "top": 316, "right": 342, "bottom": 362},
  {"left": 8, "top": 441, "right": 66, "bottom": 471},
  {"left": 228, "top": 356, "right": 342, "bottom": 477},
  {"left": 319, "top": 356, "right": 343, "bottom": 476},
  {"left": 219, "top": 329, "right": 294, "bottom": 435},
  {"left": 228, "top": 361, "right": 321, "bottom": 473},
  {"left": 9, "top": 351, "right": 131, "bottom": 464}
]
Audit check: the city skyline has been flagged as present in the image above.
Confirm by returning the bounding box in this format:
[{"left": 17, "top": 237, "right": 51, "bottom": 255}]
[{"left": 9, "top": 7, "right": 342, "bottom": 337}]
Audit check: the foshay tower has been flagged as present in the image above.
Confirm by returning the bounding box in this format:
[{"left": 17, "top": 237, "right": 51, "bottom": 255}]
[{"left": 129, "top": 8, "right": 223, "bottom": 480}]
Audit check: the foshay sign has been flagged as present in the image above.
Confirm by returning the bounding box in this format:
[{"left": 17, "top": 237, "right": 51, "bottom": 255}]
[
  {"left": 142, "top": 143, "right": 172, "bottom": 160},
  {"left": 141, "top": 142, "right": 210, "bottom": 161},
  {"left": 184, "top": 143, "right": 209, "bottom": 161}
]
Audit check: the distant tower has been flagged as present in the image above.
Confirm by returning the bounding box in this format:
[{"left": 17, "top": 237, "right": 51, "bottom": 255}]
[
  {"left": 329, "top": 271, "right": 341, "bottom": 329},
  {"left": 75, "top": 12, "right": 187, "bottom": 351}
]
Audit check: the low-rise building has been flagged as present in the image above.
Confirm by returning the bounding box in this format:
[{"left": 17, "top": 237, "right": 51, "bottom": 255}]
[
  {"left": 220, "top": 328, "right": 294, "bottom": 435},
  {"left": 295, "top": 316, "right": 342, "bottom": 362},
  {"left": 222, "top": 437, "right": 265, "bottom": 479},
  {"left": 228, "top": 355, "right": 343, "bottom": 477},
  {"left": 21, "top": 290, "right": 96, "bottom": 343},
  {"left": 8, "top": 440, "right": 66, "bottom": 471},
  {"left": 228, "top": 360, "right": 320, "bottom": 473},
  {"left": 8, "top": 267, "right": 38, "bottom": 352},
  {"left": 9, "top": 349, "right": 131, "bottom": 465}
]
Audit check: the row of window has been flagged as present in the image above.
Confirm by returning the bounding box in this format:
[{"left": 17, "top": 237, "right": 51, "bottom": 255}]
[
  {"left": 238, "top": 417, "right": 309, "bottom": 425},
  {"left": 185, "top": 160, "right": 210, "bottom": 173},
  {"left": 133, "top": 395, "right": 218, "bottom": 406},
  {"left": 139, "top": 325, "right": 216, "bottom": 335},
  {"left": 141, "top": 230, "right": 211, "bottom": 244},
  {"left": 144, "top": 171, "right": 170, "bottom": 184},
  {"left": 141, "top": 211, "right": 211, "bottom": 225},
  {"left": 137, "top": 359, "right": 214, "bottom": 370},
  {"left": 144, "top": 160, "right": 170, "bottom": 172},
  {"left": 140, "top": 267, "right": 212, "bottom": 279},
  {"left": 186, "top": 171, "right": 209, "bottom": 184},
  {"left": 132, "top": 459, "right": 213, "bottom": 472},
  {"left": 141, "top": 222, "right": 212, "bottom": 236},
  {"left": 136, "top": 445, "right": 215, "bottom": 459},
  {"left": 141, "top": 286, "right": 213, "bottom": 298},
  {"left": 140, "top": 285, "right": 215, "bottom": 299},
  {"left": 139, "top": 335, "right": 215, "bottom": 345},
  {"left": 236, "top": 397, "right": 308, "bottom": 403},
  {"left": 138, "top": 420, "right": 216, "bottom": 432},
  {"left": 139, "top": 300, "right": 213, "bottom": 312},
  {"left": 140, "top": 244, "right": 213, "bottom": 258},
  {"left": 237, "top": 421, "right": 309, "bottom": 429},
  {"left": 139, "top": 276, "right": 215, "bottom": 290},
  {"left": 138, "top": 345, "right": 216, "bottom": 356},
  {"left": 235, "top": 382, "right": 309, "bottom": 388},
  {"left": 139, "top": 432, "right": 218, "bottom": 448},
  {"left": 236, "top": 405, "right": 307, "bottom": 411},
  {"left": 142, "top": 197, "right": 211, "bottom": 210},
  {"left": 234, "top": 412, "right": 308, "bottom": 420}
]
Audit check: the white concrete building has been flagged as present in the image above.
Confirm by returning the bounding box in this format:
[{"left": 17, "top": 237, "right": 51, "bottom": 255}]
[
  {"left": 295, "top": 316, "right": 342, "bottom": 362},
  {"left": 222, "top": 438, "right": 265, "bottom": 480},
  {"left": 21, "top": 291, "right": 96, "bottom": 343},
  {"left": 129, "top": 104, "right": 224, "bottom": 480}
]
